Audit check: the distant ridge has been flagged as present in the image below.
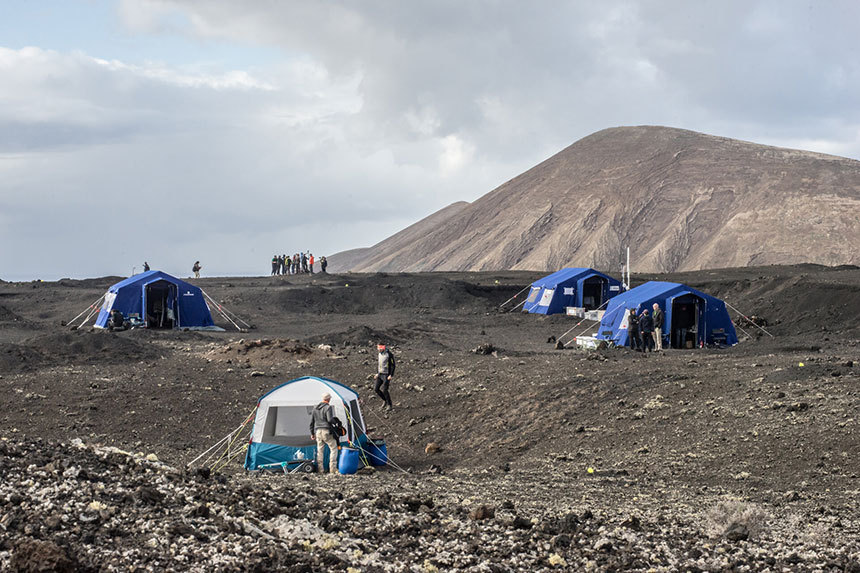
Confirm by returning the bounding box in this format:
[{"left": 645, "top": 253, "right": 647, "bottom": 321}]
[
  {"left": 333, "top": 126, "right": 860, "bottom": 273},
  {"left": 327, "top": 201, "right": 470, "bottom": 272}
]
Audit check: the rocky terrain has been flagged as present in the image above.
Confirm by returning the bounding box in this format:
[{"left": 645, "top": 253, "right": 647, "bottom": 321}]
[
  {"left": 329, "top": 126, "right": 860, "bottom": 273},
  {"left": 1, "top": 265, "right": 859, "bottom": 571}
]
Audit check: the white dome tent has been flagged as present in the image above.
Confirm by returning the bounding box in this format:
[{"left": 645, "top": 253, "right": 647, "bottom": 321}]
[{"left": 244, "top": 376, "right": 368, "bottom": 471}]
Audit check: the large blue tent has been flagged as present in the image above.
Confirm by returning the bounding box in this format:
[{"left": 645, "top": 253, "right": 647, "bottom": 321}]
[
  {"left": 94, "top": 270, "right": 220, "bottom": 330},
  {"left": 595, "top": 281, "right": 738, "bottom": 348},
  {"left": 523, "top": 268, "right": 624, "bottom": 315}
]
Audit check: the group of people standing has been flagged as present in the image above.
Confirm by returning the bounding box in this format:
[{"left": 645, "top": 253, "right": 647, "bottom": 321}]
[
  {"left": 271, "top": 253, "right": 328, "bottom": 275},
  {"left": 627, "top": 303, "right": 664, "bottom": 352}
]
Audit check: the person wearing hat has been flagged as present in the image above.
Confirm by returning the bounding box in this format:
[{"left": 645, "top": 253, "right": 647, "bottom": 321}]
[
  {"left": 309, "top": 392, "right": 340, "bottom": 474},
  {"left": 374, "top": 343, "right": 396, "bottom": 411}
]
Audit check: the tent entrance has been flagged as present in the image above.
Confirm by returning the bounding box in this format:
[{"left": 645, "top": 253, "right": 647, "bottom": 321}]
[
  {"left": 145, "top": 281, "right": 177, "bottom": 329},
  {"left": 582, "top": 277, "right": 606, "bottom": 310},
  {"left": 671, "top": 294, "right": 702, "bottom": 348}
]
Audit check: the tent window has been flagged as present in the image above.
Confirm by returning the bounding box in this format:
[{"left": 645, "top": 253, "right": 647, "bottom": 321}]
[
  {"left": 526, "top": 287, "right": 540, "bottom": 303},
  {"left": 261, "top": 405, "right": 315, "bottom": 447}
]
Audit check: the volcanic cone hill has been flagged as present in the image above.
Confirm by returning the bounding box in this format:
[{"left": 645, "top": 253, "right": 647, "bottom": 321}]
[{"left": 332, "top": 126, "right": 860, "bottom": 273}]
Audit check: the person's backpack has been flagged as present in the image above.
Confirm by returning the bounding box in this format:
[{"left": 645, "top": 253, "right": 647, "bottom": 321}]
[{"left": 330, "top": 417, "right": 346, "bottom": 439}]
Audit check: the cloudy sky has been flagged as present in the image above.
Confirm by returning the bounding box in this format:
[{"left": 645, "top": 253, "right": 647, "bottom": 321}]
[{"left": 1, "top": 1, "right": 858, "bottom": 281}]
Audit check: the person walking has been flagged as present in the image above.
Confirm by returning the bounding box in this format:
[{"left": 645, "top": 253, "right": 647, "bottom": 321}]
[
  {"left": 320, "top": 256, "right": 328, "bottom": 273},
  {"left": 309, "top": 393, "right": 340, "bottom": 475},
  {"left": 271, "top": 255, "right": 279, "bottom": 276},
  {"left": 652, "top": 303, "right": 664, "bottom": 351},
  {"left": 627, "top": 309, "right": 640, "bottom": 351},
  {"left": 143, "top": 261, "right": 150, "bottom": 272},
  {"left": 192, "top": 261, "right": 202, "bottom": 278},
  {"left": 374, "top": 343, "right": 396, "bottom": 411},
  {"left": 639, "top": 309, "right": 654, "bottom": 352}
]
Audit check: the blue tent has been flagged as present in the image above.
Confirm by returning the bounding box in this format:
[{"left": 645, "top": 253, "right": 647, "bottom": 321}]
[
  {"left": 595, "top": 281, "right": 738, "bottom": 348},
  {"left": 244, "top": 376, "right": 369, "bottom": 471},
  {"left": 523, "top": 268, "right": 624, "bottom": 315},
  {"left": 94, "top": 270, "right": 220, "bottom": 330}
]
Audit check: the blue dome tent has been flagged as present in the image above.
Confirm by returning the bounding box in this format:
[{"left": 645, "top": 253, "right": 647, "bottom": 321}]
[
  {"left": 94, "top": 270, "right": 222, "bottom": 330},
  {"left": 595, "top": 281, "right": 738, "bottom": 348},
  {"left": 523, "top": 268, "right": 624, "bottom": 315}
]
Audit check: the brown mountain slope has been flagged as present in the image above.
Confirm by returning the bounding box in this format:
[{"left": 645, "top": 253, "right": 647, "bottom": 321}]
[
  {"left": 327, "top": 200, "right": 470, "bottom": 272},
  {"left": 342, "top": 126, "right": 860, "bottom": 272}
]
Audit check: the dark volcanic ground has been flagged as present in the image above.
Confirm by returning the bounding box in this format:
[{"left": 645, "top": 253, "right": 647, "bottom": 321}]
[{"left": 0, "top": 265, "right": 858, "bottom": 571}]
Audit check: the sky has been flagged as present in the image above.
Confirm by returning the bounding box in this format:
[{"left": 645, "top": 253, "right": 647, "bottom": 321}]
[{"left": 1, "top": 1, "right": 859, "bottom": 281}]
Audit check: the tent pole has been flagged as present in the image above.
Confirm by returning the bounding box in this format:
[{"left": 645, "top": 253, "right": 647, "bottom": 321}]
[
  {"left": 67, "top": 294, "right": 106, "bottom": 327},
  {"left": 557, "top": 298, "right": 611, "bottom": 345},
  {"left": 498, "top": 285, "right": 530, "bottom": 310},
  {"left": 507, "top": 299, "right": 527, "bottom": 313}
]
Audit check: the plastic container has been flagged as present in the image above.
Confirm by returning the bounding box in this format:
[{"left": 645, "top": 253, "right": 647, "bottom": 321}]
[
  {"left": 338, "top": 447, "right": 360, "bottom": 475},
  {"left": 366, "top": 439, "right": 388, "bottom": 467}
]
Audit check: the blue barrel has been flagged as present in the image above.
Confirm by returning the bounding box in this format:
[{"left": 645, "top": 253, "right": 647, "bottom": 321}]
[
  {"left": 366, "top": 439, "right": 388, "bottom": 466},
  {"left": 338, "top": 447, "right": 360, "bottom": 475}
]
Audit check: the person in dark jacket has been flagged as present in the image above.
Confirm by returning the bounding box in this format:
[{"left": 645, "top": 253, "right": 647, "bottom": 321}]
[
  {"left": 652, "top": 303, "right": 664, "bottom": 351},
  {"left": 143, "top": 261, "right": 150, "bottom": 272},
  {"left": 639, "top": 309, "right": 654, "bottom": 352},
  {"left": 108, "top": 309, "right": 127, "bottom": 331},
  {"left": 271, "top": 255, "right": 279, "bottom": 275},
  {"left": 375, "top": 344, "right": 396, "bottom": 411},
  {"left": 320, "top": 256, "right": 328, "bottom": 273},
  {"left": 309, "top": 393, "right": 340, "bottom": 474},
  {"left": 627, "top": 309, "right": 640, "bottom": 351}
]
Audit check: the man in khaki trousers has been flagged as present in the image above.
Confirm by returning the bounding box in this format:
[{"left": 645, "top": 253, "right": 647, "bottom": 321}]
[
  {"left": 309, "top": 393, "right": 340, "bottom": 474},
  {"left": 652, "top": 303, "right": 665, "bottom": 351}
]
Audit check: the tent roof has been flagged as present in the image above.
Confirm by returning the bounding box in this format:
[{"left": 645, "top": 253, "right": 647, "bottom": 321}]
[
  {"left": 257, "top": 376, "right": 360, "bottom": 405},
  {"left": 531, "top": 268, "right": 613, "bottom": 288},
  {"left": 108, "top": 270, "right": 194, "bottom": 292},
  {"left": 605, "top": 281, "right": 718, "bottom": 309}
]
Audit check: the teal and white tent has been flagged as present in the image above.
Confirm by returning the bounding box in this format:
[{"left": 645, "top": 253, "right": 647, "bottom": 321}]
[{"left": 244, "top": 376, "right": 368, "bottom": 470}]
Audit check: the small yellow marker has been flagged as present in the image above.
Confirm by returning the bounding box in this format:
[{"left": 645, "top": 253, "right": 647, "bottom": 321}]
[
  {"left": 798, "top": 362, "right": 804, "bottom": 367},
  {"left": 587, "top": 467, "right": 594, "bottom": 474}
]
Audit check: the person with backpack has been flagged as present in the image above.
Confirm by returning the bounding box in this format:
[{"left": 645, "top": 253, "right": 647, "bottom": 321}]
[
  {"left": 192, "top": 261, "right": 202, "bottom": 278},
  {"left": 143, "top": 261, "right": 150, "bottom": 272},
  {"left": 309, "top": 392, "right": 341, "bottom": 475},
  {"left": 374, "top": 343, "right": 396, "bottom": 411}
]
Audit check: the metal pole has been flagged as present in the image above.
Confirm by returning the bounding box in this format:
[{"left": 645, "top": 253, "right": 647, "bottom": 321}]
[
  {"left": 499, "top": 285, "right": 530, "bottom": 310},
  {"left": 724, "top": 301, "right": 774, "bottom": 337}
]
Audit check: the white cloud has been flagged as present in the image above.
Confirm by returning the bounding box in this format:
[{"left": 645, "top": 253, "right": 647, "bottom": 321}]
[{"left": 3, "top": 1, "right": 860, "bottom": 280}]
